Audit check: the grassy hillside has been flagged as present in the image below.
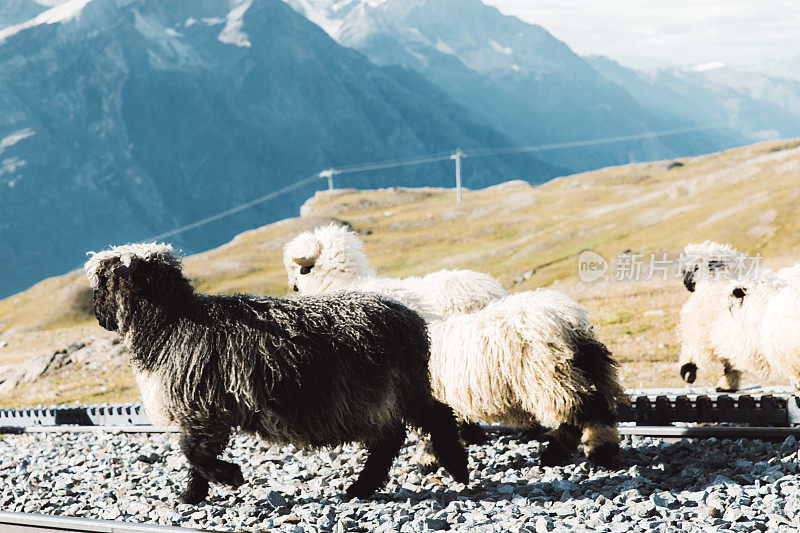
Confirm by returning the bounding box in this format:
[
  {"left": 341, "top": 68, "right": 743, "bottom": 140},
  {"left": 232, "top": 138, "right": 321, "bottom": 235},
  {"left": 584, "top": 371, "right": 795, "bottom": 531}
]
[{"left": 1, "top": 139, "right": 799, "bottom": 406}]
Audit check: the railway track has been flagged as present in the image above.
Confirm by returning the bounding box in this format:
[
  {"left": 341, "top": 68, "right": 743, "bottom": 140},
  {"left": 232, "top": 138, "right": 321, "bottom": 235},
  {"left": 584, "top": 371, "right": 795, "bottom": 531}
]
[
  {"left": 0, "top": 511, "right": 208, "bottom": 533},
  {"left": 2, "top": 387, "right": 799, "bottom": 438},
  {"left": 1, "top": 387, "right": 799, "bottom": 531}
]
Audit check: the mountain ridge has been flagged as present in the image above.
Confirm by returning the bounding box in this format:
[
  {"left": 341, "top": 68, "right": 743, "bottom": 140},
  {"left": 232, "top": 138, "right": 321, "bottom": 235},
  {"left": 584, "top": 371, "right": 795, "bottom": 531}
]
[
  {"left": 285, "top": 0, "right": 743, "bottom": 173},
  {"left": 0, "top": 0, "right": 556, "bottom": 299}
]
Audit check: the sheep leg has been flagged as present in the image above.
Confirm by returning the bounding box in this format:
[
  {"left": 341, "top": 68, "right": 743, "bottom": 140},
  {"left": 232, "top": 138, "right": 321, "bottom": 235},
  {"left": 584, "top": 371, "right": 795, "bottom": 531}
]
[
  {"left": 418, "top": 440, "right": 439, "bottom": 475},
  {"left": 540, "top": 424, "right": 580, "bottom": 467},
  {"left": 178, "top": 425, "right": 244, "bottom": 504},
  {"left": 716, "top": 361, "right": 741, "bottom": 392},
  {"left": 181, "top": 468, "right": 210, "bottom": 505},
  {"left": 420, "top": 420, "right": 486, "bottom": 474},
  {"left": 416, "top": 401, "right": 469, "bottom": 484},
  {"left": 573, "top": 389, "right": 621, "bottom": 468},
  {"left": 346, "top": 427, "right": 406, "bottom": 499},
  {"left": 459, "top": 421, "right": 488, "bottom": 444},
  {"left": 582, "top": 424, "right": 621, "bottom": 469}
]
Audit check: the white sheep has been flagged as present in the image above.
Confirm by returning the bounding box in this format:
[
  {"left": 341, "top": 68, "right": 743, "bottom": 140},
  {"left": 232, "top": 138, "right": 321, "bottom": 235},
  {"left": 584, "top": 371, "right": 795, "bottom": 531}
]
[
  {"left": 677, "top": 241, "right": 754, "bottom": 390},
  {"left": 283, "top": 224, "right": 506, "bottom": 320},
  {"left": 283, "top": 226, "right": 625, "bottom": 467},
  {"left": 677, "top": 241, "right": 800, "bottom": 391},
  {"left": 425, "top": 289, "right": 625, "bottom": 467},
  {"left": 722, "top": 270, "right": 800, "bottom": 391}
]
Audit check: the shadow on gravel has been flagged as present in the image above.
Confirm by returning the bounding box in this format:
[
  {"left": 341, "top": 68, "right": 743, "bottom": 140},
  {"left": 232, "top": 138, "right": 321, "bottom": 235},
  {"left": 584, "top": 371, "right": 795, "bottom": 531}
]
[
  {"left": 210, "top": 431, "right": 799, "bottom": 511},
  {"left": 415, "top": 431, "right": 800, "bottom": 504}
]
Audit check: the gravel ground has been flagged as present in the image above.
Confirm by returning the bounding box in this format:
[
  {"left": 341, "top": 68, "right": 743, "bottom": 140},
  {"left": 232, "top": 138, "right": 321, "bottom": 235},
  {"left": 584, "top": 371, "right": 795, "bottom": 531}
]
[{"left": 1, "top": 429, "right": 799, "bottom": 532}]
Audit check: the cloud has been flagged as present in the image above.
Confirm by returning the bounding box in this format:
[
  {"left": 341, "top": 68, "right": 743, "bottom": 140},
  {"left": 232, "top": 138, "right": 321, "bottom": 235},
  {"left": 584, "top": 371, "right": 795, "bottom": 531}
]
[{"left": 483, "top": 0, "right": 800, "bottom": 67}]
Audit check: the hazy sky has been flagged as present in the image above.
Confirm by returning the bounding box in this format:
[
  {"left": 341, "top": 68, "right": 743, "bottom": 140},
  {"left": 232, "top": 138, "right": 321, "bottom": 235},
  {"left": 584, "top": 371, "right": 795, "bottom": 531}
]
[{"left": 483, "top": 1, "right": 800, "bottom": 69}]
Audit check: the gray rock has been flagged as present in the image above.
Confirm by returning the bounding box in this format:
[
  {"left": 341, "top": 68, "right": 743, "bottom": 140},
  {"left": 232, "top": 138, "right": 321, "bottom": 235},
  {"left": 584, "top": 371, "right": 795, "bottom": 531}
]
[
  {"left": 534, "top": 516, "right": 553, "bottom": 533},
  {"left": 0, "top": 427, "right": 788, "bottom": 531}
]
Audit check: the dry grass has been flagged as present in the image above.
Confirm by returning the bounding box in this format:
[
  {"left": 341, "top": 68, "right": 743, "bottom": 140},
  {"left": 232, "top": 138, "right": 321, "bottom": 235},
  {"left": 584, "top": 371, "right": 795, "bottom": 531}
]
[{"left": 1, "top": 139, "right": 799, "bottom": 406}]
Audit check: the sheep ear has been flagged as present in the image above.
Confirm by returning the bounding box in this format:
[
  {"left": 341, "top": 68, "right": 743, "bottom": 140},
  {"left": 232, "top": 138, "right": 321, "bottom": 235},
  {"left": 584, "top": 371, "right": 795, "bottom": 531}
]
[
  {"left": 115, "top": 254, "right": 139, "bottom": 276},
  {"left": 291, "top": 235, "right": 322, "bottom": 268}
]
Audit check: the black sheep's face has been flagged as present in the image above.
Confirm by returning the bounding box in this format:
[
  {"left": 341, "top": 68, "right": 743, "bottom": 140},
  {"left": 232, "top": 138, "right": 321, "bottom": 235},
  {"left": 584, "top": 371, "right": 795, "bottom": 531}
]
[
  {"left": 729, "top": 286, "right": 747, "bottom": 311},
  {"left": 92, "top": 277, "right": 118, "bottom": 332},
  {"left": 682, "top": 265, "right": 698, "bottom": 292},
  {"left": 91, "top": 255, "right": 140, "bottom": 332},
  {"left": 293, "top": 265, "right": 313, "bottom": 292}
]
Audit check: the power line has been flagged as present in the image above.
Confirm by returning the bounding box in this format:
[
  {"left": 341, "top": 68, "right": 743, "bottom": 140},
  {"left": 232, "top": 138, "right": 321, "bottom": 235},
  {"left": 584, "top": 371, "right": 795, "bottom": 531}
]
[
  {"left": 143, "top": 153, "right": 459, "bottom": 243},
  {"left": 143, "top": 123, "right": 725, "bottom": 242},
  {"left": 462, "top": 124, "right": 726, "bottom": 158},
  {"left": 333, "top": 152, "right": 454, "bottom": 175},
  {"left": 145, "top": 173, "right": 324, "bottom": 242}
]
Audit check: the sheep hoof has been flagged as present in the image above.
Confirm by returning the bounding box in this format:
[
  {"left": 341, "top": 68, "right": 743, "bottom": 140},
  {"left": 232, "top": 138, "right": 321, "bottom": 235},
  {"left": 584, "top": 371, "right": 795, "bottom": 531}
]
[
  {"left": 587, "top": 443, "right": 621, "bottom": 469},
  {"left": 180, "top": 488, "right": 208, "bottom": 505},
  {"left": 680, "top": 363, "right": 697, "bottom": 384},
  {"left": 449, "top": 464, "right": 469, "bottom": 485},
  {"left": 539, "top": 444, "right": 571, "bottom": 467},
  {"left": 459, "top": 422, "right": 488, "bottom": 445},
  {"left": 345, "top": 481, "right": 376, "bottom": 500},
  {"left": 715, "top": 386, "right": 738, "bottom": 393},
  {"left": 180, "top": 470, "right": 209, "bottom": 505},
  {"left": 210, "top": 462, "right": 245, "bottom": 488},
  {"left": 223, "top": 465, "right": 245, "bottom": 487}
]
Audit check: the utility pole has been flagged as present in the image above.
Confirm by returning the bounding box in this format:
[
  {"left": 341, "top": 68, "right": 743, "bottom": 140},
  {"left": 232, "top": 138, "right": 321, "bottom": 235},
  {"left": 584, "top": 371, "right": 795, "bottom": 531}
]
[
  {"left": 451, "top": 148, "right": 463, "bottom": 203},
  {"left": 319, "top": 169, "right": 338, "bottom": 190}
]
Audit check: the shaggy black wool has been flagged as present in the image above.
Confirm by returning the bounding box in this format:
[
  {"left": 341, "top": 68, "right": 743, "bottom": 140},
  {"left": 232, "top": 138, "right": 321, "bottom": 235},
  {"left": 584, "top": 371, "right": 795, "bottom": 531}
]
[{"left": 87, "top": 246, "right": 468, "bottom": 503}]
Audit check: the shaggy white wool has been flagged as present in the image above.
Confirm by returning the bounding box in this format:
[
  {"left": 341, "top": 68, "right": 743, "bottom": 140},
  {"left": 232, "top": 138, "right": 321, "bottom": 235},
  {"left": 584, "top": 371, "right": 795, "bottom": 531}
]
[
  {"left": 677, "top": 279, "right": 740, "bottom": 379},
  {"left": 723, "top": 276, "right": 800, "bottom": 389},
  {"left": 682, "top": 241, "right": 751, "bottom": 283},
  {"left": 426, "top": 290, "right": 600, "bottom": 429},
  {"left": 761, "top": 286, "right": 800, "bottom": 389},
  {"left": 777, "top": 264, "right": 800, "bottom": 284},
  {"left": 678, "top": 241, "right": 800, "bottom": 389},
  {"left": 85, "top": 243, "right": 179, "bottom": 289},
  {"left": 283, "top": 224, "right": 506, "bottom": 318},
  {"left": 678, "top": 242, "right": 757, "bottom": 388},
  {"left": 131, "top": 365, "right": 173, "bottom": 426},
  {"left": 289, "top": 250, "right": 624, "bottom": 455}
]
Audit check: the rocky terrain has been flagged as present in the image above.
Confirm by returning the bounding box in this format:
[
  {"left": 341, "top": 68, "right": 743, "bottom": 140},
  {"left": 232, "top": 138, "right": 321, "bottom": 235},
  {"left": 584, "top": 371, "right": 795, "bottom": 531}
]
[{"left": 2, "top": 429, "right": 800, "bottom": 531}]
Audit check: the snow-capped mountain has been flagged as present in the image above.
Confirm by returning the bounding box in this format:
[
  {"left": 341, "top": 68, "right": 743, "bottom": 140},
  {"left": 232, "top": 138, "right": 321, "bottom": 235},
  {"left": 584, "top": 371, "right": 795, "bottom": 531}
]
[
  {"left": 285, "top": 0, "right": 738, "bottom": 172},
  {"left": 588, "top": 58, "right": 800, "bottom": 142},
  {"left": 755, "top": 55, "right": 800, "bottom": 83},
  {"left": 0, "top": 0, "right": 556, "bottom": 298},
  {"left": 0, "top": 0, "right": 53, "bottom": 28}
]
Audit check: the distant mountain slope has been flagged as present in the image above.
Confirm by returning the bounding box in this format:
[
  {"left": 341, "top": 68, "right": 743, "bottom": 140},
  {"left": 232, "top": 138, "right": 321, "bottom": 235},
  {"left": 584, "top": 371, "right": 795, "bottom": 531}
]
[
  {"left": 588, "top": 57, "right": 800, "bottom": 142},
  {"left": 0, "top": 0, "right": 49, "bottom": 28},
  {"left": 2, "top": 138, "right": 799, "bottom": 405},
  {"left": 0, "top": 0, "right": 557, "bottom": 298},
  {"left": 757, "top": 55, "right": 800, "bottom": 82},
  {"left": 285, "top": 0, "right": 741, "bottom": 172}
]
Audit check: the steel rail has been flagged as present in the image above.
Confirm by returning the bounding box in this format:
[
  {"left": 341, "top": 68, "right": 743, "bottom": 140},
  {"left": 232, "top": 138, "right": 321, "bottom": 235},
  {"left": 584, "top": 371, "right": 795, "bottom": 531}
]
[
  {"left": 0, "top": 511, "right": 208, "bottom": 533},
  {"left": 616, "top": 426, "right": 800, "bottom": 439},
  {"left": 0, "top": 425, "right": 178, "bottom": 434},
  {"left": 6, "top": 424, "right": 800, "bottom": 439},
  {"left": 2, "top": 388, "right": 800, "bottom": 439}
]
